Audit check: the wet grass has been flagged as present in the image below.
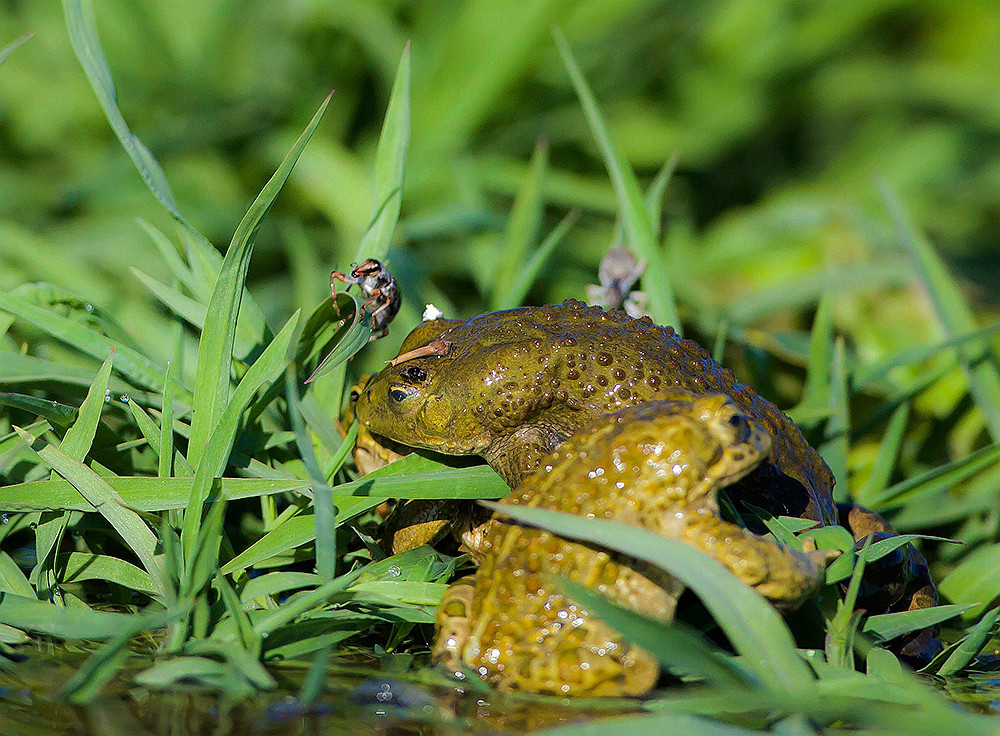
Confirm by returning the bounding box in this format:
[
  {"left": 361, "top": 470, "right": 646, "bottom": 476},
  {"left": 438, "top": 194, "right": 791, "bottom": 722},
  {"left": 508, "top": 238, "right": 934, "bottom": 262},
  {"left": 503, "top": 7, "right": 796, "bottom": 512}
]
[{"left": 3, "top": 2, "right": 1000, "bottom": 734}]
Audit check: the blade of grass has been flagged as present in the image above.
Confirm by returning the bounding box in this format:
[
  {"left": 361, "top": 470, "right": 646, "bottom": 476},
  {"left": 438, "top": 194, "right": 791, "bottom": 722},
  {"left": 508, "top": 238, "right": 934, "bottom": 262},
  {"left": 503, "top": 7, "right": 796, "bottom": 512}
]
[
  {"left": 934, "top": 606, "right": 1000, "bottom": 676},
  {"left": 484, "top": 502, "right": 814, "bottom": 696},
  {"left": 862, "top": 605, "right": 972, "bottom": 641},
  {"left": 15, "top": 428, "right": 169, "bottom": 599},
  {"left": 853, "top": 402, "right": 909, "bottom": 506},
  {"left": 822, "top": 337, "right": 850, "bottom": 498},
  {"left": 354, "top": 42, "right": 410, "bottom": 262},
  {"left": 285, "top": 367, "right": 336, "bottom": 582},
  {"left": 56, "top": 608, "right": 179, "bottom": 703},
  {"left": 0, "top": 476, "right": 310, "bottom": 512},
  {"left": 0, "top": 591, "right": 147, "bottom": 639},
  {"left": 0, "top": 290, "right": 191, "bottom": 402},
  {"left": 0, "top": 30, "right": 33, "bottom": 65},
  {"left": 554, "top": 27, "right": 680, "bottom": 331},
  {"left": 62, "top": 0, "right": 183, "bottom": 222},
  {"left": 32, "top": 351, "right": 114, "bottom": 605},
  {"left": 490, "top": 138, "right": 547, "bottom": 310},
  {"left": 881, "top": 182, "right": 1000, "bottom": 441},
  {"left": 187, "top": 94, "right": 330, "bottom": 467},
  {"left": 492, "top": 209, "right": 580, "bottom": 310},
  {"left": 0, "top": 393, "right": 75, "bottom": 427},
  {"left": 182, "top": 311, "right": 301, "bottom": 560}
]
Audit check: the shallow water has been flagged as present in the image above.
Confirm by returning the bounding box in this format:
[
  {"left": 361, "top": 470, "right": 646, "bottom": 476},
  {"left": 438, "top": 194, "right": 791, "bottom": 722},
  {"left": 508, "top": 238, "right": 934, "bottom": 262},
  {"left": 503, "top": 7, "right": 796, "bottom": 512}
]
[
  {"left": 5, "top": 646, "right": 1000, "bottom": 735},
  {"left": 0, "top": 648, "right": 640, "bottom": 736}
]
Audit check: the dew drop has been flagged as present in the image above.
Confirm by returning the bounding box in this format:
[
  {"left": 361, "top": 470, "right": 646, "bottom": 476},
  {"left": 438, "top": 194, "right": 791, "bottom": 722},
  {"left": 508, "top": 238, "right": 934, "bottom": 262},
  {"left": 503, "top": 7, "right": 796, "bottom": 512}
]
[
  {"left": 387, "top": 565, "right": 402, "bottom": 578},
  {"left": 120, "top": 393, "right": 130, "bottom": 403},
  {"left": 1, "top": 514, "right": 8, "bottom": 525}
]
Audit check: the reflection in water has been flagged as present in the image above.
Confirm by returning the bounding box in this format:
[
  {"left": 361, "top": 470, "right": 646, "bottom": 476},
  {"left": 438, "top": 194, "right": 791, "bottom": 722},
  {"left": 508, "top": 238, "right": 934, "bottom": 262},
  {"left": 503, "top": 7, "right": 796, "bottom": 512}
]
[{"left": 0, "top": 648, "right": 639, "bottom": 736}]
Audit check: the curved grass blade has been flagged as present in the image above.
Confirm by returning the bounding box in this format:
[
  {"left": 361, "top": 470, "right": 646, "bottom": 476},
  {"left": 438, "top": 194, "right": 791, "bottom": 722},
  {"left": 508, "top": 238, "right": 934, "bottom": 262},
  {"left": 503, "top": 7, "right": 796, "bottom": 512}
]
[
  {"left": 862, "top": 604, "right": 971, "bottom": 642},
  {"left": 0, "top": 290, "right": 190, "bottom": 402},
  {"left": 187, "top": 93, "right": 331, "bottom": 467},
  {"left": 57, "top": 552, "right": 158, "bottom": 596},
  {"left": 219, "top": 460, "right": 508, "bottom": 575},
  {"left": 854, "top": 322, "right": 1000, "bottom": 390},
  {"left": 56, "top": 607, "right": 179, "bottom": 704},
  {"left": 554, "top": 27, "right": 680, "bottom": 331},
  {"left": 355, "top": 42, "right": 410, "bottom": 262},
  {"left": 0, "top": 30, "right": 33, "bottom": 66},
  {"left": 182, "top": 310, "right": 301, "bottom": 559},
  {"left": 561, "top": 580, "right": 746, "bottom": 689},
  {"left": 0, "top": 476, "right": 310, "bottom": 512},
  {"left": 491, "top": 138, "right": 547, "bottom": 310},
  {"left": 492, "top": 208, "right": 579, "bottom": 311},
  {"left": 0, "top": 591, "right": 144, "bottom": 640},
  {"left": 869, "top": 442, "right": 1000, "bottom": 511},
  {"left": 15, "top": 428, "right": 169, "bottom": 599},
  {"left": 853, "top": 402, "right": 909, "bottom": 506},
  {"left": 881, "top": 182, "right": 1000, "bottom": 441},
  {"left": 62, "top": 0, "right": 183, "bottom": 222},
  {"left": 933, "top": 606, "right": 1000, "bottom": 676},
  {"left": 304, "top": 292, "right": 371, "bottom": 384},
  {"left": 484, "top": 502, "right": 814, "bottom": 695},
  {"left": 0, "top": 552, "right": 33, "bottom": 597},
  {"left": 0, "top": 393, "right": 76, "bottom": 427},
  {"left": 939, "top": 543, "right": 1000, "bottom": 619}
]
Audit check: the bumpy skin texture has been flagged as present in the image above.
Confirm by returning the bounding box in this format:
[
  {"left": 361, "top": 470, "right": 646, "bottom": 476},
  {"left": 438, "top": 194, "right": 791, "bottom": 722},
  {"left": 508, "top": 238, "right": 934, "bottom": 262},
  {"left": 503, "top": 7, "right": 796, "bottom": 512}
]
[
  {"left": 357, "top": 300, "right": 836, "bottom": 523},
  {"left": 431, "top": 397, "right": 828, "bottom": 696},
  {"left": 354, "top": 300, "right": 940, "bottom": 665}
]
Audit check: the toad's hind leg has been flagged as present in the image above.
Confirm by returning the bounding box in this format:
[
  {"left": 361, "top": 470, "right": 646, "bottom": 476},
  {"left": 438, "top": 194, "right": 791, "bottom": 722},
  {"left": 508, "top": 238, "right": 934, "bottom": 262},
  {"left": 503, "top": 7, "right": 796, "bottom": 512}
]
[
  {"left": 469, "top": 596, "right": 660, "bottom": 697},
  {"left": 661, "top": 512, "right": 835, "bottom": 608}
]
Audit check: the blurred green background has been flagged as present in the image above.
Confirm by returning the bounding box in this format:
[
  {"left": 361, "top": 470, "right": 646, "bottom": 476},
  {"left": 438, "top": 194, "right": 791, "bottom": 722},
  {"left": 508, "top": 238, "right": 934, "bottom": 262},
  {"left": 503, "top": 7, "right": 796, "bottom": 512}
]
[{"left": 2, "top": 1, "right": 999, "bottom": 450}]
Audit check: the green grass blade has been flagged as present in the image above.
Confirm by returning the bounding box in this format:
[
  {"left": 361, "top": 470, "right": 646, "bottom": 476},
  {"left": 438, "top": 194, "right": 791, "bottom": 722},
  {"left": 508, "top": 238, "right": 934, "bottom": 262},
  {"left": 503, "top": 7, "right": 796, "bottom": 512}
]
[
  {"left": 862, "top": 604, "right": 971, "bottom": 641},
  {"left": 854, "top": 322, "right": 1000, "bottom": 390},
  {"left": 160, "top": 362, "right": 175, "bottom": 479},
  {"left": 940, "top": 544, "right": 1000, "bottom": 619},
  {"left": 881, "top": 182, "right": 1000, "bottom": 441},
  {"left": 182, "top": 311, "right": 301, "bottom": 559},
  {"left": 0, "top": 393, "right": 76, "bottom": 427},
  {"left": 0, "top": 552, "right": 34, "bottom": 597},
  {"left": 0, "top": 30, "right": 33, "bottom": 66},
  {"left": 57, "top": 552, "right": 159, "bottom": 596},
  {"left": 484, "top": 502, "right": 814, "bottom": 695},
  {"left": 492, "top": 208, "right": 579, "bottom": 310},
  {"left": 789, "top": 294, "right": 833, "bottom": 423},
  {"left": 136, "top": 220, "right": 196, "bottom": 293},
  {"left": 854, "top": 402, "right": 910, "bottom": 506},
  {"left": 355, "top": 42, "right": 410, "bottom": 261},
  {"left": 561, "top": 581, "right": 746, "bottom": 689},
  {"left": 59, "top": 351, "right": 113, "bottom": 461},
  {"left": 62, "top": 0, "right": 183, "bottom": 222},
  {"left": 554, "top": 28, "right": 680, "bottom": 331},
  {"left": 0, "top": 591, "right": 144, "bottom": 639},
  {"left": 936, "top": 606, "right": 1000, "bottom": 676},
  {"left": 15, "top": 428, "right": 169, "bottom": 599},
  {"left": 285, "top": 368, "right": 335, "bottom": 582},
  {"left": 0, "top": 290, "right": 190, "bottom": 402},
  {"left": 822, "top": 337, "right": 850, "bottom": 498},
  {"left": 56, "top": 608, "right": 179, "bottom": 703},
  {"left": 187, "top": 93, "right": 330, "bottom": 467},
  {"left": 490, "top": 138, "right": 547, "bottom": 310},
  {"left": 0, "top": 476, "right": 309, "bottom": 512},
  {"left": 868, "top": 442, "right": 1000, "bottom": 511}
]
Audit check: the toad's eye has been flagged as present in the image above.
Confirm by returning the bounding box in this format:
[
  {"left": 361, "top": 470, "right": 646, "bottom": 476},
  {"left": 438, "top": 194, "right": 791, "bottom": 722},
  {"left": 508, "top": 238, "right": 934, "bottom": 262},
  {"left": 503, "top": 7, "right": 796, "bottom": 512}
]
[
  {"left": 388, "top": 385, "right": 417, "bottom": 404},
  {"left": 728, "top": 413, "right": 751, "bottom": 443},
  {"left": 399, "top": 364, "right": 428, "bottom": 383}
]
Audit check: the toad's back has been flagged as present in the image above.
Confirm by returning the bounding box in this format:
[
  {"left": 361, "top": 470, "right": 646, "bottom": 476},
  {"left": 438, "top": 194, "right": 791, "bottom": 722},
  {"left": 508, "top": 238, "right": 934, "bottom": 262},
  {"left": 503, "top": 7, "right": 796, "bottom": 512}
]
[{"left": 388, "top": 300, "right": 836, "bottom": 525}]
